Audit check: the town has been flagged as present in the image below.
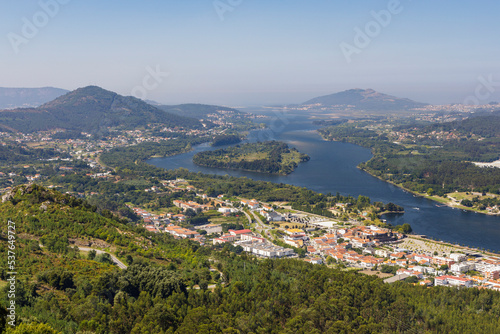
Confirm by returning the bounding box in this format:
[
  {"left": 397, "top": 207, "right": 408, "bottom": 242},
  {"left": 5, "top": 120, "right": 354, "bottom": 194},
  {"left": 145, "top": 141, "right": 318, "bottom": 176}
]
[{"left": 129, "top": 178, "right": 500, "bottom": 292}]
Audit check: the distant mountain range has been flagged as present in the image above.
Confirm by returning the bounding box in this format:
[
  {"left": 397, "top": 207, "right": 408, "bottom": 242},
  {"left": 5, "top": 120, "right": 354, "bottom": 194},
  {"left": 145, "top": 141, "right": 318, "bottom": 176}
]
[
  {"left": 0, "top": 87, "right": 69, "bottom": 109},
  {"left": 0, "top": 86, "right": 205, "bottom": 133},
  {"left": 301, "top": 89, "right": 428, "bottom": 111}
]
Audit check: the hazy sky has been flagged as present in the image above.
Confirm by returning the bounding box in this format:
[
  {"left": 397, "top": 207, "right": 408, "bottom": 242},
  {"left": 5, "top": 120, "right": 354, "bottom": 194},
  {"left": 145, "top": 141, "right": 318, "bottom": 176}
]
[{"left": 1, "top": 0, "right": 499, "bottom": 106}]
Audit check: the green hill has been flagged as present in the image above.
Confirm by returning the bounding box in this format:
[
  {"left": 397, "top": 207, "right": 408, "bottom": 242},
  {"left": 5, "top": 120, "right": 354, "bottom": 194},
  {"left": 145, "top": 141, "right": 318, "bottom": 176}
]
[
  {"left": 302, "top": 88, "right": 428, "bottom": 111},
  {"left": 193, "top": 141, "right": 310, "bottom": 175},
  {"left": 0, "top": 86, "right": 203, "bottom": 133}
]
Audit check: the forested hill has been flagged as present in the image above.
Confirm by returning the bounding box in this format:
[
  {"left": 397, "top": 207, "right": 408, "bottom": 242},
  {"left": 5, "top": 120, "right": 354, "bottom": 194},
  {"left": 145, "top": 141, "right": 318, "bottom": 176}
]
[
  {"left": 1, "top": 185, "right": 500, "bottom": 333},
  {"left": 193, "top": 141, "right": 310, "bottom": 175},
  {"left": 0, "top": 86, "right": 203, "bottom": 133},
  {"left": 302, "top": 88, "right": 428, "bottom": 111},
  {"left": 395, "top": 114, "right": 500, "bottom": 138}
]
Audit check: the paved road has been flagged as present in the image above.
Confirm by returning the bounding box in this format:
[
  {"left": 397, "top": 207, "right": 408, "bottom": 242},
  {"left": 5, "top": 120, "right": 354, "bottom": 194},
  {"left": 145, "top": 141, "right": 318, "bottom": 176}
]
[
  {"left": 249, "top": 211, "right": 272, "bottom": 239},
  {"left": 79, "top": 247, "right": 128, "bottom": 269}
]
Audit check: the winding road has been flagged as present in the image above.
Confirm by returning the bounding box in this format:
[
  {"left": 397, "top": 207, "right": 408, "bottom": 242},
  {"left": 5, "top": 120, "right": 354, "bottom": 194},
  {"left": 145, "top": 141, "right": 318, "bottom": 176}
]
[{"left": 79, "top": 247, "right": 128, "bottom": 269}]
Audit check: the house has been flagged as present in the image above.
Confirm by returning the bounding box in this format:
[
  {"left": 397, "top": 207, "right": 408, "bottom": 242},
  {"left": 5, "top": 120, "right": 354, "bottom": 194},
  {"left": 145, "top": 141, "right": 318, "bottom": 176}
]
[
  {"left": 396, "top": 269, "right": 424, "bottom": 279},
  {"left": 239, "top": 241, "right": 295, "bottom": 258},
  {"left": 241, "top": 199, "right": 259, "bottom": 210},
  {"left": 218, "top": 207, "right": 237, "bottom": 214},
  {"left": 390, "top": 252, "right": 406, "bottom": 260},
  {"left": 485, "top": 270, "right": 500, "bottom": 280},
  {"left": 449, "top": 253, "right": 467, "bottom": 262},
  {"left": 435, "top": 275, "right": 473, "bottom": 288},
  {"left": 197, "top": 224, "right": 223, "bottom": 234},
  {"left": 261, "top": 205, "right": 273, "bottom": 211},
  {"left": 240, "top": 234, "right": 266, "bottom": 243},
  {"left": 262, "top": 211, "right": 284, "bottom": 222},
  {"left": 284, "top": 239, "right": 303, "bottom": 247},
  {"left": 375, "top": 249, "right": 391, "bottom": 258},
  {"left": 173, "top": 214, "right": 186, "bottom": 222},
  {"left": 420, "top": 280, "right": 433, "bottom": 287},
  {"left": 228, "top": 229, "right": 252, "bottom": 236},
  {"left": 213, "top": 234, "right": 239, "bottom": 245},
  {"left": 450, "top": 262, "right": 474, "bottom": 274},
  {"left": 144, "top": 225, "right": 158, "bottom": 233}
]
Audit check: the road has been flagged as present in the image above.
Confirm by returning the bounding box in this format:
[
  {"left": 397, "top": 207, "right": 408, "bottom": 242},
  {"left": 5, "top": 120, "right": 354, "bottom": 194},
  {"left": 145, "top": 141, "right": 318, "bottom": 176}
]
[
  {"left": 79, "top": 247, "right": 128, "bottom": 269},
  {"left": 249, "top": 211, "right": 272, "bottom": 239}
]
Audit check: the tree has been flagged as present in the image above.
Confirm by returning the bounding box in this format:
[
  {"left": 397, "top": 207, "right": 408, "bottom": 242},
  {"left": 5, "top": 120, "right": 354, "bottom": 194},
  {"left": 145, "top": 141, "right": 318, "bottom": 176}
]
[
  {"left": 6, "top": 322, "right": 60, "bottom": 334},
  {"left": 87, "top": 249, "right": 97, "bottom": 260},
  {"left": 95, "top": 253, "right": 113, "bottom": 265},
  {"left": 125, "top": 255, "right": 134, "bottom": 265}
]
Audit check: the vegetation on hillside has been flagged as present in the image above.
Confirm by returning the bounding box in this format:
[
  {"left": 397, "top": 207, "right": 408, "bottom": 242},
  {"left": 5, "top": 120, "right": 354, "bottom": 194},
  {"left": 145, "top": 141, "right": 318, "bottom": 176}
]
[
  {"left": 1, "top": 186, "right": 499, "bottom": 333},
  {"left": 0, "top": 86, "right": 203, "bottom": 133}
]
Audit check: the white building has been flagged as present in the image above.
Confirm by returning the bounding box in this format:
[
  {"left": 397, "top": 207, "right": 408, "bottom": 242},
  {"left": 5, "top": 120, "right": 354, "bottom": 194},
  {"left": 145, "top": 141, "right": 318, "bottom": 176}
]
[
  {"left": 449, "top": 253, "right": 467, "bottom": 262},
  {"left": 450, "top": 262, "right": 474, "bottom": 274},
  {"left": 435, "top": 275, "right": 473, "bottom": 288}
]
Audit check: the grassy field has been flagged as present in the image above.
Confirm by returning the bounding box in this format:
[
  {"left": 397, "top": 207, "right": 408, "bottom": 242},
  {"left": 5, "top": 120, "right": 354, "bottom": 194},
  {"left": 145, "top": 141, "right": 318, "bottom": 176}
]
[
  {"left": 275, "top": 222, "right": 307, "bottom": 229},
  {"left": 448, "top": 192, "right": 499, "bottom": 202}
]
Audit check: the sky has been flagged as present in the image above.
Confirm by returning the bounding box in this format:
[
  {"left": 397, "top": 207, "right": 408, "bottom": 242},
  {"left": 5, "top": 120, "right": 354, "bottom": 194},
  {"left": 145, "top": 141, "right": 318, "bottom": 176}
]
[{"left": 1, "top": 0, "right": 499, "bottom": 106}]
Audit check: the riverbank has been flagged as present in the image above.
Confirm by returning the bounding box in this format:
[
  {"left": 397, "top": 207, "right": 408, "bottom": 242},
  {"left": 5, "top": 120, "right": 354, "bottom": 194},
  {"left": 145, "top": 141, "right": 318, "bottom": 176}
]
[
  {"left": 359, "top": 166, "right": 500, "bottom": 216},
  {"left": 405, "top": 235, "right": 500, "bottom": 256},
  {"left": 316, "top": 127, "right": 500, "bottom": 217}
]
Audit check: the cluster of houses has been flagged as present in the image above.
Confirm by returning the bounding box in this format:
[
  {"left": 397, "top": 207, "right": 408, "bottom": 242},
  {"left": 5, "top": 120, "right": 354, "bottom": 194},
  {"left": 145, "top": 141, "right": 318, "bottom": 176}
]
[
  {"left": 306, "top": 226, "right": 403, "bottom": 268},
  {"left": 385, "top": 253, "right": 500, "bottom": 290},
  {"left": 130, "top": 206, "right": 187, "bottom": 233},
  {"left": 300, "top": 224, "right": 500, "bottom": 290},
  {"left": 214, "top": 229, "right": 296, "bottom": 258},
  {"left": 239, "top": 198, "right": 287, "bottom": 222},
  {"left": 173, "top": 200, "right": 214, "bottom": 213}
]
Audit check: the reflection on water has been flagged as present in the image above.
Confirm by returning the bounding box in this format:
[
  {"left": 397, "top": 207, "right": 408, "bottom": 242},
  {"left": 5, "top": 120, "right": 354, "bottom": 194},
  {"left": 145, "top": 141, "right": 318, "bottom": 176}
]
[{"left": 148, "top": 112, "right": 500, "bottom": 251}]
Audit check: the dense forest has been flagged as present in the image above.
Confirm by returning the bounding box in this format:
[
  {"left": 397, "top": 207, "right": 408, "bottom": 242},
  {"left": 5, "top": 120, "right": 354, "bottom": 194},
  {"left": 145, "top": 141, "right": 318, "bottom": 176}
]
[
  {"left": 1, "top": 186, "right": 500, "bottom": 333},
  {"left": 99, "top": 137, "right": 208, "bottom": 172},
  {"left": 193, "top": 141, "right": 310, "bottom": 175},
  {"left": 211, "top": 135, "right": 241, "bottom": 147},
  {"left": 0, "top": 144, "right": 68, "bottom": 165}
]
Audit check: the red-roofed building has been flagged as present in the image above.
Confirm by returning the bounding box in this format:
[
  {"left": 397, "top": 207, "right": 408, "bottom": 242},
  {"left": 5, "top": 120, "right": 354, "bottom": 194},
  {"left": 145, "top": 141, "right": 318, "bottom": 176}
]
[
  {"left": 435, "top": 275, "right": 473, "bottom": 288},
  {"left": 229, "top": 229, "right": 252, "bottom": 236}
]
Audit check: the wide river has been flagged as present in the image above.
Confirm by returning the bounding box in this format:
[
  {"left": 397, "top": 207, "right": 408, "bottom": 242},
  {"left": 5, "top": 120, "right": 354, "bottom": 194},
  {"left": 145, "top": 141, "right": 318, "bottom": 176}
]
[{"left": 148, "top": 111, "right": 500, "bottom": 252}]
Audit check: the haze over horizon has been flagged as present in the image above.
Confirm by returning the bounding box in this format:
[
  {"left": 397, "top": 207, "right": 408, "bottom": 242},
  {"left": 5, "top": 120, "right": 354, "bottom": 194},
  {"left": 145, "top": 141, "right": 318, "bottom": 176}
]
[{"left": 1, "top": 0, "right": 499, "bottom": 106}]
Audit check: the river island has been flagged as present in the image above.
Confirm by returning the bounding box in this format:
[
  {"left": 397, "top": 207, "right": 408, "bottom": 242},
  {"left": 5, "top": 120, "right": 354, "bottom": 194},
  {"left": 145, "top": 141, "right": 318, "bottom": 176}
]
[{"left": 192, "top": 141, "right": 310, "bottom": 175}]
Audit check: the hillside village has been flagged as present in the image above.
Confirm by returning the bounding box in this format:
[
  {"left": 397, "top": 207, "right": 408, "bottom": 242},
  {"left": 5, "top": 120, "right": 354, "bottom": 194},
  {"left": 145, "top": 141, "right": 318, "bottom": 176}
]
[{"left": 130, "top": 178, "right": 500, "bottom": 292}]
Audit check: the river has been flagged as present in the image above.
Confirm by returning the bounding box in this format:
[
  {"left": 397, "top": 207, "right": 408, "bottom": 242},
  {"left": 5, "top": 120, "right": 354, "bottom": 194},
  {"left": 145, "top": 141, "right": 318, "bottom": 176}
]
[{"left": 148, "top": 110, "right": 500, "bottom": 252}]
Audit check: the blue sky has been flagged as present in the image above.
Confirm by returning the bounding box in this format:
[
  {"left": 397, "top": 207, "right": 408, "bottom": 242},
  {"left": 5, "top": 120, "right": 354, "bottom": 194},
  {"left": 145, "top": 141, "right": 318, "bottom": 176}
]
[{"left": 1, "top": 0, "right": 499, "bottom": 106}]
